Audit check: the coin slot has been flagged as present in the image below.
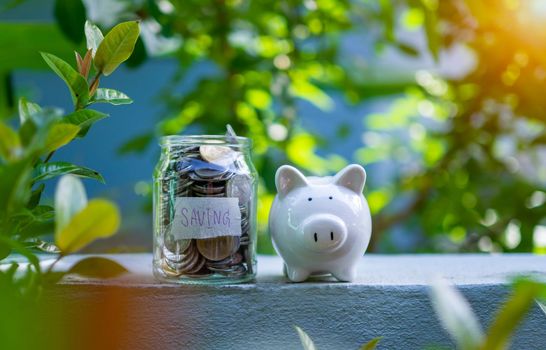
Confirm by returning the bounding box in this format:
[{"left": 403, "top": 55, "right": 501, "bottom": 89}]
[
  {"left": 330, "top": 232, "right": 334, "bottom": 240},
  {"left": 314, "top": 232, "right": 318, "bottom": 242}
]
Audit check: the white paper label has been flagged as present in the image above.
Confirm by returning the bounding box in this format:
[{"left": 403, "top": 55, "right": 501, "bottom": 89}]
[{"left": 171, "top": 197, "right": 241, "bottom": 239}]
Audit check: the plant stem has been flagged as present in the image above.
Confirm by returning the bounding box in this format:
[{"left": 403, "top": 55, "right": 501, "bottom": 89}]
[
  {"left": 44, "top": 254, "right": 63, "bottom": 275},
  {"left": 44, "top": 150, "right": 55, "bottom": 163},
  {"left": 89, "top": 72, "right": 102, "bottom": 97}
]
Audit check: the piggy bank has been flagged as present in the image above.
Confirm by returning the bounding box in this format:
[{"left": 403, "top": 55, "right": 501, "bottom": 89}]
[{"left": 269, "top": 164, "right": 372, "bottom": 282}]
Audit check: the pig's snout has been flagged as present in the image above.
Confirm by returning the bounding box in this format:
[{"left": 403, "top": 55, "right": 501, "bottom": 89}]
[{"left": 302, "top": 214, "right": 347, "bottom": 252}]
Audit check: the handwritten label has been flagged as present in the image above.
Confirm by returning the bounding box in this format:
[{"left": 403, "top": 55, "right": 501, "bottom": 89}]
[{"left": 171, "top": 197, "right": 241, "bottom": 239}]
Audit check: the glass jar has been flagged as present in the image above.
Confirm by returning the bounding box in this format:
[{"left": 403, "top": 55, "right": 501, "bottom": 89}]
[{"left": 153, "top": 135, "right": 257, "bottom": 284}]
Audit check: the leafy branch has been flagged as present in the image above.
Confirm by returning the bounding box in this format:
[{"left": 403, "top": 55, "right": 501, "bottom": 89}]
[{"left": 0, "top": 20, "right": 139, "bottom": 300}]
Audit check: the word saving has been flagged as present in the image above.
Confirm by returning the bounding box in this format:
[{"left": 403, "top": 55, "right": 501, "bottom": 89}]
[{"left": 179, "top": 207, "right": 232, "bottom": 229}]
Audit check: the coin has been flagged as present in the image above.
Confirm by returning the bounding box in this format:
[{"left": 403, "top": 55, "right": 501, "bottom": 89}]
[
  {"left": 175, "top": 160, "right": 194, "bottom": 173},
  {"left": 192, "top": 182, "right": 225, "bottom": 195},
  {"left": 233, "top": 153, "right": 251, "bottom": 174},
  {"left": 192, "top": 168, "right": 229, "bottom": 180},
  {"left": 196, "top": 236, "right": 240, "bottom": 261},
  {"left": 200, "top": 145, "right": 238, "bottom": 167},
  {"left": 163, "top": 241, "right": 191, "bottom": 263},
  {"left": 244, "top": 248, "right": 253, "bottom": 274},
  {"left": 161, "top": 260, "right": 183, "bottom": 277},
  {"left": 206, "top": 253, "right": 243, "bottom": 269},
  {"left": 216, "top": 264, "right": 247, "bottom": 277},
  {"left": 165, "top": 241, "right": 202, "bottom": 272},
  {"left": 227, "top": 174, "right": 252, "bottom": 203},
  {"left": 194, "top": 192, "right": 226, "bottom": 198},
  {"left": 239, "top": 234, "right": 250, "bottom": 246},
  {"left": 164, "top": 231, "right": 191, "bottom": 255}
]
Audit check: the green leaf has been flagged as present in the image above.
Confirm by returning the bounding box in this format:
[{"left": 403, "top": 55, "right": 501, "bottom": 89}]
[
  {"left": 16, "top": 205, "right": 55, "bottom": 239},
  {"left": 27, "top": 183, "right": 45, "bottom": 209},
  {"left": 421, "top": 0, "right": 440, "bottom": 62},
  {"left": 0, "top": 236, "right": 40, "bottom": 272},
  {"left": 0, "top": 242, "right": 10, "bottom": 260},
  {"left": 0, "top": 121, "right": 22, "bottom": 161},
  {"left": 54, "top": 174, "right": 88, "bottom": 234},
  {"left": 117, "top": 133, "right": 153, "bottom": 155},
  {"left": 481, "top": 280, "right": 545, "bottom": 350},
  {"left": 19, "top": 119, "right": 38, "bottom": 147},
  {"left": 395, "top": 42, "right": 420, "bottom": 57},
  {"left": 55, "top": 199, "right": 120, "bottom": 253},
  {"left": 18, "top": 97, "right": 42, "bottom": 125},
  {"left": 40, "top": 52, "right": 89, "bottom": 108},
  {"left": 94, "top": 21, "right": 140, "bottom": 76},
  {"left": 44, "top": 123, "right": 80, "bottom": 154},
  {"left": 24, "top": 238, "right": 60, "bottom": 254},
  {"left": 294, "top": 326, "right": 317, "bottom": 350},
  {"left": 18, "top": 99, "right": 63, "bottom": 128},
  {"left": 43, "top": 271, "right": 67, "bottom": 285},
  {"left": 124, "top": 37, "right": 147, "bottom": 68},
  {"left": 85, "top": 20, "right": 104, "bottom": 57},
  {"left": 379, "top": 0, "right": 395, "bottom": 42},
  {"left": 0, "top": 159, "right": 33, "bottom": 216},
  {"left": 62, "top": 109, "right": 108, "bottom": 134},
  {"left": 90, "top": 88, "right": 132, "bottom": 105},
  {"left": 429, "top": 279, "right": 484, "bottom": 350},
  {"left": 361, "top": 337, "right": 383, "bottom": 350},
  {"left": 67, "top": 257, "right": 128, "bottom": 278},
  {"left": 54, "top": 0, "right": 86, "bottom": 44},
  {"left": 33, "top": 161, "right": 104, "bottom": 183}
]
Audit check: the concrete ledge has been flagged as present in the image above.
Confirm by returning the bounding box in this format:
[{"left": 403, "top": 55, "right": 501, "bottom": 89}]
[{"left": 37, "top": 254, "right": 546, "bottom": 349}]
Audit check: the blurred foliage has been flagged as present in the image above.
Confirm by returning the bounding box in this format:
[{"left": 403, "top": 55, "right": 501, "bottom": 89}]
[
  {"left": 3, "top": 0, "right": 546, "bottom": 254},
  {"left": 294, "top": 325, "right": 381, "bottom": 350},
  {"left": 430, "top": 277, "right": 546, "bottom": 350},
  {"left": 0, "top": 20, "right": 137, "bottom": 346},
  {"left": 292, "top": 278, "right": 546, "bottom": 350}
]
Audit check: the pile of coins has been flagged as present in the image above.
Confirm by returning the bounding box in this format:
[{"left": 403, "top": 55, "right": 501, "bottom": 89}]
[{"left": 158, "top": 140, "right": 254, "bottom": 280}]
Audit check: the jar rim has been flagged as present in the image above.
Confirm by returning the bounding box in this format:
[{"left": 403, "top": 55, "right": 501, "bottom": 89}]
[{"left": 160, "top": 135, "right": 251, "bottom": 147}]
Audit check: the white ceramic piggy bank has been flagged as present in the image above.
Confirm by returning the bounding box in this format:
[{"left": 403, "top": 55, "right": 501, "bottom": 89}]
[{"left": 269, "top": 164, "right": 372, "bottom": 282}]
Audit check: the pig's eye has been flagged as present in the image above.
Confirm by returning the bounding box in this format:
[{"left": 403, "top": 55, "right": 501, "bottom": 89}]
[
  {"left": 307, "top": 197, "right": 312, "bottom": 201},
  {"left": 329, "top": 196, "right": 333, "bottom": 200}
]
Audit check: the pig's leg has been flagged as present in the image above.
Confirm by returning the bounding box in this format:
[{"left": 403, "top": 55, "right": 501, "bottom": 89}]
[
  {"left": 285, "top": 265, "right": 310, "bottom": 282},
  {"left": 331, "top": 265, "right": 357, "bottom": 282}
]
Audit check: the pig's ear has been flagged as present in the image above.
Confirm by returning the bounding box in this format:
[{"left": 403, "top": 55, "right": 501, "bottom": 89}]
[
  {"left": 333, "top": 164, "right": 366, "bottom": 194},
  {"left": 275, "top": 165, "right": 308, "bottom": 198}
]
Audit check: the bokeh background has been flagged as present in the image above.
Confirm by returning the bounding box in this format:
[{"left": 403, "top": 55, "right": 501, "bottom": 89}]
[{"left": 2, "top": 0, "right": 546, "bottom": 254}]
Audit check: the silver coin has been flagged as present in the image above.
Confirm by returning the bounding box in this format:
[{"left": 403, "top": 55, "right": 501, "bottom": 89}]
[
  {"left": 194, "top": 192, "right": 226, "bottom": 198},
  {"left": 200, "top": 145, "right": 238, "bottom": 167},
  {"left": 206, "top": 253, "right": 243, "bottom": 269},
  {"left": 192, "top": 167, "right": 229, "bottom": 180},
  {"left": 239, "top": 234, "right": 250, "bottom": 246},
  {"left": 196, "top": 236, "right": 240, "bottom": 261},
  {"left": 244, "top": 248, "right": 253, "bottom": 274},
  {"left": 217, "top": 264, "right": 247, "bottom": 277},
  {"left": 163, "top": 239, "right": 192, "bottom": 263},
  {"left": 165, "top": 242, "right": 201, "bottom": 272},
  {"left": 233, "top": 153, "right": 251, "bottom": 174},
  {"left": 192, "top": 183, "right": 225, "bottom": 194},
  {"left": 226, "top": 174, "right": 252, "bottom": 203},
  {"left": 161, "top": 260, "right": 183, "bottom": 277},
  {"left": 185, "top": 255, "right": 206, "bottom": 274},
  {"left": 164, "top": 231, "right": 191, "bottom": 255}
]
